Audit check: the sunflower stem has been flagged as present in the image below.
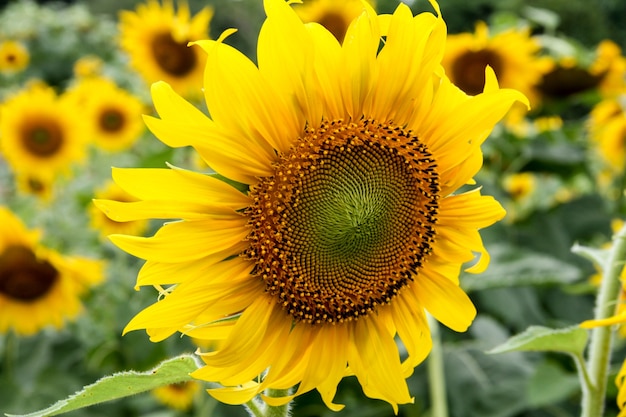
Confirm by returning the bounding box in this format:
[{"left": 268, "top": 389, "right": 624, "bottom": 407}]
[
  {"left": 264, "top": 388, "right": 292, "bottom": 417},
  {"left": 427, "top": 314, "right": 448, "bottom": 417},
  {"left": 581, "top": 223, "right": 626, "bottom": 417},
  {"left": 243, "top": 397, "right": 265, "bottom": 417},
  {"left": 244, "top": 389, "right": 292, "bottom": 417}
]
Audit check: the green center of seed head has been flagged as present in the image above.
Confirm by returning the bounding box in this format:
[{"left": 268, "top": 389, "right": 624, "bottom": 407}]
[{"left": 313, "top": 171, "right": 387, "bottom": 263}]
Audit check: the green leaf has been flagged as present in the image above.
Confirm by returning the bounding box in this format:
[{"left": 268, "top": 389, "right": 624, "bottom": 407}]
[
  {"left": 571, "top": 243, "right": 610, "bottom": 268},
  {"left": 6, "top": 354, "right": 200, "bottom": 417},
  {"left": 487, "top": 325, "right": 588, "bottom": 356},
  {"left": 527, "top": 360, "right": 580, "bottom": 408},
  {"left": 462, "top": 244, "right": 582, "bottom": 292}
]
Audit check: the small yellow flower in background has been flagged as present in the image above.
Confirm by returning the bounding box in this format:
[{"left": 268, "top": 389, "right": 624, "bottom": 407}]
[
  {"left": 0, "top": 83, "right": 88, "bottom": 180},
  {"left": 442, "top": 21, "right": 552, "bottom": 107},
  {"left": 503, "top": 172, "right": 536, "bottom": 201},
  {"left": 14, "top": 171, "right": 55, "bottom": 202},
  {"left": 0, "top": 207, "right": 104, "bottom": 336},
  {"left": 0, "top": 40, "right": 29, "bottom": 74},
  {"left": 152, "top": 381, "right": 201, "bottom": 411},
  {"left": 505, "top": 114, "right": 564, "bottom": 138},
  {"left": 90, "top": 181, "right": 149, "bottom": 240},
  {"left": 97, "top": 0, "right": 526, "bottom": 411},
  {"left": 73, "top": 55, "right": 104, "bottom": 79},
  {"left": 118, "top": 0, "right": 213, "bottom": 99},
  {"left": 67, "top": 77, "right": 146, "bottom": 152},
  {"left": 293, "top": 0, "right": 375, "bottom": 43}
]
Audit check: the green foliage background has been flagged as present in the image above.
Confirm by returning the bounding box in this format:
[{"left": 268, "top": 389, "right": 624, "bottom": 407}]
[{"left": 1, "top": 0, "right": 625, "bottom": 416}]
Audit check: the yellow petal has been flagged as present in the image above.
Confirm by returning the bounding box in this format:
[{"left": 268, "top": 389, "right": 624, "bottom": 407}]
[
  {"left": 349, "top": 316, "right": 413, "bottom": 413},
  {"left": 192, "top": 37, "right": 298, "bottom": 155},
  {"left": 109, "top": 217, "right": 248, "bottom": 262},
  {"left": 438, "top": 190, "right": 506, "bottom": 229},
  {"left": 143, "top": 116, "right": 273, "bottom": 184},
  {"left": 341, "top": 2, "right": 380, "bottom": 119},
  {"left": 391, "top": 291, "right": 432, "bottom": 376},
  {"left": 259, "top": 0, "right": 318, "bottom": 126},
  {"left": 206, "top": 381, "right": 262, "bottom": 405},
  {"left": 112, "top": 167, "right": 250, "bottom": 208},
  {"left": 414, "top": 269, "right": 476, "bottom": 332}
]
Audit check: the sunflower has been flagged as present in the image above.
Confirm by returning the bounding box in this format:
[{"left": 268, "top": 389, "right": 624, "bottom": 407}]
[
  {"left": 442, "top": 22, "right": 552, "bottom": 108},
  {"left": 292, "top": 0, "right": 375, "bottom": 43},
  {"left": 152, "top": 381, "right": 201, "bottom": 411},
  {"left": 118, "top": 0, "right": 213, "bottom": 99},
  {"left": 90, "top": 181, "right": 149, "bottom": 239},
  {"left": 594, "top": 110, "right": 626, "bottom": 173},
  {"left": 0, "top": 40, "right": 29, "bottom": 74},
  {"left": 73, "top": 55, "right": 104, "bottom": 79},
  {"left": 14, "top": 171, "right": 55, "bottom": 201},
  {"left": 96, "top": 0, "right": 526, "bottom": 411},
  {"left": 0, "top": 83, "right": 88, "bottom": 179},
  {"left": 503, "top": 172, "right": 535, "bottom": 201},
  {"left": 67, "top": 77, "right": 146, "bottom": 152},
  {"left": 590, "top": 40, "right": 626, "bottom": 98},
  {"left": 0, "top": 207, "right": 103, "bottom": 336}
]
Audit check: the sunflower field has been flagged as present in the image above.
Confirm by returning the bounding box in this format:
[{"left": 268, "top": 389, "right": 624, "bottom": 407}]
[{"left": 1, "top": 0, "right": 626, "bottom": 417}]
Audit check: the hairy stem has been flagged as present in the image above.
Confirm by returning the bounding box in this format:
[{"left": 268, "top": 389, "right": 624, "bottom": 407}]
[{"left": 581, "top": 223, "right": 626, "bottom": 417}]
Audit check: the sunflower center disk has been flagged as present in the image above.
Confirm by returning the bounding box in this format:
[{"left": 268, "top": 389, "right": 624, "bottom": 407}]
[
  {"left": 21, "top": 120, "right": 63, "bottom": 157},
  {"left": 99, "top": 108, "right": 126, "bottom": 133},
  {"left": 0, "top": 245, "right": 58, "bottom": 301},
  {"left": 247, "top": 119, "right": 440, "bottom": 324},
  {"left": 150, "top": 32, "right": 197, "bottom": 77}
]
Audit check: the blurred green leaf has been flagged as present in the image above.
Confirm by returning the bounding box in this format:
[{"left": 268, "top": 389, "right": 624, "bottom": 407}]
[
  {"left": 7, "top": 354, "right": 199, "bottom": 417},
  {"left": 443, "top": 342, "right": 532, "bottom": 417},
  {"left": 488, "top": 325, "right": 588, "bottom": 356},
  {"left": 462, "top": 244, "right": 582, "bottom": 292},
  {"left": 571, "top": 243, "right": 610, "bottom": 268},
  {"left": 527, "top": 360, "right": 580, "bottom": 408}
]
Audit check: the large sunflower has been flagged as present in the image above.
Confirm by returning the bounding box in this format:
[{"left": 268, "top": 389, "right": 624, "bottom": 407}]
[
  {"left": 442, "top": 22, "right": 551, "bottom": 108},
  {"left": 118, "top": 0, "right": 213, "bottom": 99},
  {"left": 97, "top": 0, "right": 526, "bottom": 411},
  {"left": 0, "top": 207, "right": 103, "bottom": 336},
  {"left": 68, "top": 77, "right": 146, "bottom": 152},
  {"left": 0, "top": 84, "right": 88, "bottom": 179}
]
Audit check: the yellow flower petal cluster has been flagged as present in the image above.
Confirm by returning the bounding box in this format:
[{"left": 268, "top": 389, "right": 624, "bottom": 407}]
[
  {"left": 0, "top": 207, "right": 104, "bottom": 336},
  {"left": 98, "top": 0, "right": 527, "bottom": 411},
  {"left": 118, "top": 0, "right": 213, "bottom": 99}
]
